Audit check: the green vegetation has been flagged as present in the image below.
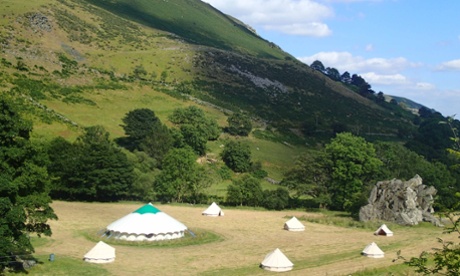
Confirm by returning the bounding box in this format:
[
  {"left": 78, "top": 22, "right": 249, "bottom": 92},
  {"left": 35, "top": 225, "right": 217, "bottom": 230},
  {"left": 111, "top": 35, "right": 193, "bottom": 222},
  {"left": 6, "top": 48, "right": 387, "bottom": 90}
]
[
  {"left": 47, "top": 126, "right": 135, "bottom": 202},
  {"left": 0, "top": 96, "right": 57, "bottom": 270},
  {"left": 19, "top": 255, "right": 110, "bottom": 276},
  {"left": 221, "top": 140, "right": 252, "bottom": 173},
  {"left": 84, "top": 0, "right": 286, "bottom": 59},
  {"left": 227, "top": 111, "right": 253, "bottom": 136},
  {"left": 397, "top": 117, "right": 460, "bottom": 275},
  {"left": 1, "top": 0, "right": 460, "bottom": 272}
]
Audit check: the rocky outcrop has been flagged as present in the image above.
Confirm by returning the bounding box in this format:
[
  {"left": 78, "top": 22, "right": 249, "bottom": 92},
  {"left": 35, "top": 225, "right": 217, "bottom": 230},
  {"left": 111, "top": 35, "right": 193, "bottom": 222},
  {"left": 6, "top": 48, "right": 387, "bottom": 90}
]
[
  {"left": 27, "top": 13, "right": 52, "bottom": 32},
  {"left": 359, "top": 175, "right": 441, "bottom": 226}
]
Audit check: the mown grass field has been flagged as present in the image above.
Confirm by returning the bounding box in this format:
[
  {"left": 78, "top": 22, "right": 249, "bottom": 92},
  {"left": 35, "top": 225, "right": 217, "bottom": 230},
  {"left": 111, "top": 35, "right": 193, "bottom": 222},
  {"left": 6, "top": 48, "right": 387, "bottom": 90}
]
[{"left": 26, "top": 201, "right": 446, "bottom": 276}]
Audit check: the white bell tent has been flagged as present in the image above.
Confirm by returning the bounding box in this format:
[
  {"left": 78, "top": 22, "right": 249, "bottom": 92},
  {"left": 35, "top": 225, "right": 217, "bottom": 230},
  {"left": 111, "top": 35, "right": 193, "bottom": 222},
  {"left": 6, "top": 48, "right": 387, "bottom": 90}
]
[
  {"left": 374, "top": 224, "right": 393, "bottom": 236},
  {"left": 202, "top": 202, "right": 224, "bottom": 216},
  {"left": 283, "top": 216, "right": 305, "bottom": 231},
  {"left": 83, "top": 241, "right": 115, "bottom": 264},
  {"left": 362, "top": 242, "right": 384, "bottom": 258},
  {"left": 260, "top": 248, "right": 294, "bottom": 272}
]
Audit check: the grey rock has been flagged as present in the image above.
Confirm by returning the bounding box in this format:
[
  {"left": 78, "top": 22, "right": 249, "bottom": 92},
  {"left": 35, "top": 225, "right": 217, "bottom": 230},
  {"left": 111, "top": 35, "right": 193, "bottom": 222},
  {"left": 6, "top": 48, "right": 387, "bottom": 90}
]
[{"left": 359, "top": 175, "right": 441, "bottom": 226}]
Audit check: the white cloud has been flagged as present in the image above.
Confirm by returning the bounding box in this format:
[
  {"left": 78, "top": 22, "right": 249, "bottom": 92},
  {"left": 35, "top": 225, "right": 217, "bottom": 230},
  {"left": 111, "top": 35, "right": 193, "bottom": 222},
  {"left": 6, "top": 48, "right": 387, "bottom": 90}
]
[
  {"left": 297, "top": 51, "right": 419, "bottom": 74},
  {"left": 265, "top": 22, "right": 331, "bottom": 36},
  {"left": 415, "top": 82, "right": 436, "bottom": 90},
  {"left": 360, "top": 72, "right": 408, "bottom": 85},
  {"left": 202, "top": 0, "right": 333, "bottom": 36},
  {"left": 437, "top": 59, "right": 460, "bottom": 71}
]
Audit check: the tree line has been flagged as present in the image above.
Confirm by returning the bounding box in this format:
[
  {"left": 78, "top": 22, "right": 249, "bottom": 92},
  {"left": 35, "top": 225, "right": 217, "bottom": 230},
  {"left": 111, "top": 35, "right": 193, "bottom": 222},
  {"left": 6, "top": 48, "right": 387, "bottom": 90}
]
[{"left": 2, "top": 93, "right": 460, "bottom": 272}]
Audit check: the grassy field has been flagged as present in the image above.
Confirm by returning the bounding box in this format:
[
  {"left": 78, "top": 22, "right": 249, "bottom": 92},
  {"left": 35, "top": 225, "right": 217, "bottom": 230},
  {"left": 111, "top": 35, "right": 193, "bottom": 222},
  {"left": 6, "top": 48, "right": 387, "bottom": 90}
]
[{"left": 26, "top": 201, "right": 446, "bottom": 275}]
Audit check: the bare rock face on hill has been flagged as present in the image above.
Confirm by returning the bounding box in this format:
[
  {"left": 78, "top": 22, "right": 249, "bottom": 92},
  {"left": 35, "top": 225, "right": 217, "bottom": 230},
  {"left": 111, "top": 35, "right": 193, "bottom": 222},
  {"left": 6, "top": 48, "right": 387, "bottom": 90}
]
[{"left": 359, "top": 175, "right": 442, "bottom": 226}]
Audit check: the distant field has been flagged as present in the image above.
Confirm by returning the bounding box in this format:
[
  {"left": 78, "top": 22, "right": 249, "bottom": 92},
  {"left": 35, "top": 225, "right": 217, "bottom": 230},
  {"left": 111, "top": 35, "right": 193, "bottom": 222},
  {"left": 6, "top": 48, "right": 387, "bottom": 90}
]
[{"left": 29, "top": 201, "right": 444, "bottom": 275}]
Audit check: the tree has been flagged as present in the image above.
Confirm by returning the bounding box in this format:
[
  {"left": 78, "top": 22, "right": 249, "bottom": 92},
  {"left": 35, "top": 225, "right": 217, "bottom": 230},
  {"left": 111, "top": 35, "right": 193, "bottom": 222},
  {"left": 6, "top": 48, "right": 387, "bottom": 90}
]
[
  {"left": 226, "top": 175, "right": 263, "bottom": 207},
  {"left": 0, "top": 96, "right": 57, "bottom": 270},
  {"left": 48, "top": 126, "right": 134, "bottom": 201},
  {"left": 281, "top": 151, "right": 330, "bottom": 208},
  {"left": 139, "top": 122, "right": 174, "bottom": 166},
  {"left": 154, "top": 148, "right": 202, "bottom": 203},
  {"left": 169, "top": 106, "right": 221, "bottom": 154},
  {"left": 374, "top": 142, "right": 458, "bottom": 209},
  {"left": 340, "top": 71, "right": 352, "bottom": 84},
  {"left": 325, "top": 132, "right": 382, "bottom": 212},
  {"left": 227, "top": 111, "right": 252, "bottom": 136},
  {"left": 119, "top": 108, "right": 173, "bottom": 165},
  {"left": 398, "top": 116, "right": 460, "bottom": 275},
  {"left": 179, "top": 124, "right": 208, "bottom": 155},
  {"left": 310, "top": 60, "right": 325, "bottom": 73},
  {"left": 119, "top": 108, "right": 161, "bottom": 151},
  {"left": 263, "top": 188, "right": 290, "bottom": 210},
  {"left": 326, "top": 67, "right": 341, "bottom": 81},
  {"left": 221, "top": 140, "right": 252, "bottom": 173}
]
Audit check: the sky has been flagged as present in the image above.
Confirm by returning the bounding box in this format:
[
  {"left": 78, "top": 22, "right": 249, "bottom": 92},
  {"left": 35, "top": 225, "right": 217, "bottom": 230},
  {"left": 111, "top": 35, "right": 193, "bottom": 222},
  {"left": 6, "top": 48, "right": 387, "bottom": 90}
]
[{"left": 202, "top": 0, "right": 460, "bottom": 117}]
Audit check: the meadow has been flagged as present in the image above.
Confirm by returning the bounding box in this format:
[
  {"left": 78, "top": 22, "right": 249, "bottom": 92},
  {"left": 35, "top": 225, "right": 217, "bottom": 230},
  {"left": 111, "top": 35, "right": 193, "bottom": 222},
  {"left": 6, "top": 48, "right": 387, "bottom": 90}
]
[{"left": 26, "top": 201, "right": 445, "bottom": 275}]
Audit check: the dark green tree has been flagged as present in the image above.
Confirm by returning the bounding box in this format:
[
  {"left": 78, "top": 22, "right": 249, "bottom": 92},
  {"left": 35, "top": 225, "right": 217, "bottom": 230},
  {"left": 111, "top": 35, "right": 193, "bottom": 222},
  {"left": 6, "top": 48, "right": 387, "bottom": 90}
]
[
  {"left": 119, "top": 108, "right": 160, "bottom": 151},
  {"left": 325, "top": 132, "right": 382, "bottom": 212},
  {"left": 128, "top": 151, "right": 158, "bottom": 202},
  {"left": 310, "top": 60, "right": 325, "bottom": 72},
  {"left": 154, "top": 147, "right": 202, "bottom": 202},
  {"left": 399, "top": 116, "right": 460, "bottom": 275},
  {"left": 48, "top": 126, "right": 134, "bottom": 201},
  {"left": 119, "top": 108, "right": 173, "bottom": 165},
  {"left": 340, "top": 71, "right": 352, "bottom": 84},
  {"left": 179, "top": 124, "right": 208, "bottom": 155},
  {"left": 221, "top": 140, "right": 252, "bottom": 173},
  {"left": 374, "top": 141, "right": 458, "bottom": 209},
  {"left": 0, "top": 96, "right": 57, "bottom": 270},
  {"left": 169, "top": 106, "right": 221, "bottom": 154},
  {"left": 227, "top": 112, "right": 252, "bottom": 136},
  {"left": 263, "top": 188, "right": 290, "bottom": 210},
  {"left": 139, "top": 122, "right": 174, "bottom": 166},
  {"left": 406, "top": 115, "right": 453, "bottom": 162},
  {"left": 169, "top": 106, "right": 220, "bottom": 140},
  {"left": 326, "top": 67, "right": 341, "bottom": 81},
  {"left": 226, "top": 175, "right": 263, "bottom": 207},
  {"left": 281, "top": 151, "right": 331, "bottom": 208}
]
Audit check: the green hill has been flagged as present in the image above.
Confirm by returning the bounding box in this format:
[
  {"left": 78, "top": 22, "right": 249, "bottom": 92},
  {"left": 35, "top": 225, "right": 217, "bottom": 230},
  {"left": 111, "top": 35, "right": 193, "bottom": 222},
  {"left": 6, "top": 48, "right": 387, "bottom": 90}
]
[{"left": 0, "top": 0, "right": 420, "bottom": 177}]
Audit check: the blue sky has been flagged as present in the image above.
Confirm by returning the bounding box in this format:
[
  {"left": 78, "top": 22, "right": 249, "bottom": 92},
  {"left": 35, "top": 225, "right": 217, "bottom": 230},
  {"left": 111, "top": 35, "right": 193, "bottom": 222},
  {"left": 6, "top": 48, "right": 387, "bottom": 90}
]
[{"left": 203, "top": 0, "right": 460, "bottom": 117}]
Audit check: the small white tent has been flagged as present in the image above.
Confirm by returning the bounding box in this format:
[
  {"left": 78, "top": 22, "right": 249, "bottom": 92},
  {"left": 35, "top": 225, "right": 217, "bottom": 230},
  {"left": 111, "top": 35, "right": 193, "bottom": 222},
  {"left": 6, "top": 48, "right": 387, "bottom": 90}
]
[
  {"left": 83, "top": 241, "right": 115, "bottom": 264},
  {"left": 202, "top": 202, "right": 224, "bottom": 216},
  {"left": 105, "top": 203, "right": 188, "bottom": 241},
  {"left": 260, "top": 248, "right": 294, "bottom": 272},
  {"left": 362, "top": 242, "right": 384, "bottom": 258},
  {"left": 374, "top": 224, "right": 393, "bottom": 236},
  {"left": 284, "top": 216, "right": 305, "bottom": 231}
]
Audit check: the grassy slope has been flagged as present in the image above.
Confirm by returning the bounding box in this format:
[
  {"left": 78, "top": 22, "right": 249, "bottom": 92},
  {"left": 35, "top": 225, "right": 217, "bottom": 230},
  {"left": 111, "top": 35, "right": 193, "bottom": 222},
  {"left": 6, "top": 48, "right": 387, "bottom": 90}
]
[
  {"left": 0, "top": 0, "right": 304, "bottom": 182},
  {"left": 84, "top": 0, "right": 288, "bottom": 59},
  {"left": 0, "top": 0, "right": 415, "bottom": 185}
]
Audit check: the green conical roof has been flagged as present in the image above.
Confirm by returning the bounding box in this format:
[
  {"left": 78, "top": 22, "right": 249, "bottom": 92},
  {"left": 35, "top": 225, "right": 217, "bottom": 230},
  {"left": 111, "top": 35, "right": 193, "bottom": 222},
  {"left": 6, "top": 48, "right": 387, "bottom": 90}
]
[{"left": 133, "top": 203, "right": 161, "bottom": 214}]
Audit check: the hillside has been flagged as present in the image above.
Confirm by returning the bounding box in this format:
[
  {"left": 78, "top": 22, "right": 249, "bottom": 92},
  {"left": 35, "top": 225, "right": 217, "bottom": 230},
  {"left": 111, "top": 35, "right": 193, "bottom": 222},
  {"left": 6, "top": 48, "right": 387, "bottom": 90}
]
[{"left": 0, "top": 0, "right": 419, "bottom": 145}]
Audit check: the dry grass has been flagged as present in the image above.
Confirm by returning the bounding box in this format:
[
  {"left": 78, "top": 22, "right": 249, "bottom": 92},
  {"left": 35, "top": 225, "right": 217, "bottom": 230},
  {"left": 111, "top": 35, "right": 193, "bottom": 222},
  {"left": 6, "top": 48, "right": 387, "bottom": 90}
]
[{"left": 34, "top": 201, "right": 442, "bottom": 275}]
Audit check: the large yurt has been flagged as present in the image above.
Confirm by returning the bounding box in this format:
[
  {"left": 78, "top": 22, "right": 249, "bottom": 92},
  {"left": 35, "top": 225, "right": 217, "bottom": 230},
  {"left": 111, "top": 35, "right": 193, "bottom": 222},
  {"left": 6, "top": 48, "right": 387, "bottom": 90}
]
[
  {"left": 283, "top": 216, "right": 305, "bottom": 231},
  {"left": 105, "top": 203, "right": 188, "bottom": 241},
  {"left": 202, "top": 202, "right": 224, "bottom": 216},
  {"left": 362, "top": 242, "right": 385, "bottom": 258},
  {"left": 260, "top": 248, "right": 294, "bottom": 272},
  {"left": 83, "top": 241, "right": 115, "bottom": 263},
  {"left": 374, "top": 224, "right": 393, "bottom": 236}
]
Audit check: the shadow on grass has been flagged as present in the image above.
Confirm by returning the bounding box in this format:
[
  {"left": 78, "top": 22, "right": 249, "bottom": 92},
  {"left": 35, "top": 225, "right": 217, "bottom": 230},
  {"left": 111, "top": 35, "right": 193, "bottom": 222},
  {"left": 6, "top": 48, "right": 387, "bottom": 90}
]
[{"left": 79, "top": 228, "right": 225, "bottom": 248}]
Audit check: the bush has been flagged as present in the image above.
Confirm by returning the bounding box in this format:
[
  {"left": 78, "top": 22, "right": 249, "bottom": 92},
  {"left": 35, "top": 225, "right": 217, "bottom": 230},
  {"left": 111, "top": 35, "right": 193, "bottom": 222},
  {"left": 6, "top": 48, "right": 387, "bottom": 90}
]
[{"left": 262, "top": 188, "right": 290, "bottom": 210}]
